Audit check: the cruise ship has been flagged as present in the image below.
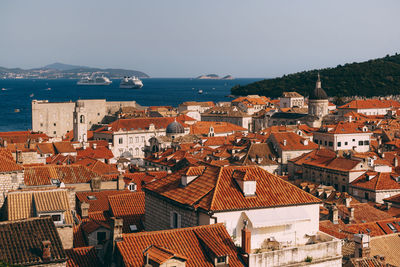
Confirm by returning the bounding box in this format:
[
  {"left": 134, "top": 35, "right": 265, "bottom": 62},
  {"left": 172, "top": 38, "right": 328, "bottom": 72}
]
[
  {"left": 77, "top": 74, "right": 112, "bottom": 85},
  {"left": 119, "top": 76, "right": 143, "bottom": 89}
]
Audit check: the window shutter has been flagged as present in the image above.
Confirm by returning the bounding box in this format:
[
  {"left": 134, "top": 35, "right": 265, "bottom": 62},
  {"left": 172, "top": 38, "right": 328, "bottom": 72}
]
[{"left": 177, "top": 213, "right": 181, "bottom": 228}]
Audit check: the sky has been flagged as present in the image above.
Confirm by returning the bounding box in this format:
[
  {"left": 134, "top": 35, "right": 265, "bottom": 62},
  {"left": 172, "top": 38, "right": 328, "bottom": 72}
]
[{"left": 1, "top": 0, "right": 400, "bottom": 77}]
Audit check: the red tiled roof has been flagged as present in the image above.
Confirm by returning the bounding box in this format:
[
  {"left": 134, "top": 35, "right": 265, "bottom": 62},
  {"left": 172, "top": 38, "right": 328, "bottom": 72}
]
[
  {"left": 351, "top": 172, "right": 400, "bottom": 191},
  {"left": 190, "top": 121, "right": 247, "bottom": 135},
  {"left": 24, "top": 165, "right": 103, "bottom": 186},
  {"left": 108, "top": 192, "right": 145, "bottom": 232},
  {"left": 116, "top": 223, "right": 243, "bottom": 267},
  {"left": 145, "top": 165, "right": 321, "bottom": 212},
  {"left": 0, "top": 149, "right": 23, "bottom": 173},
  {"left": 232, "top": 95, "right": 270, "bottom": 105},
  {"left": 65, "top": 246, "right": 101, "bottom": 267},
  {"left": 0, "top": 131, "right": 49, "bottom": 144},
  {"left": 338, "top": 99, "right": 400, "bottom": 109},
  {"left": 123, "top": 171, "right": 168, "bottom": 191},
  {"left": 53, "top": 141, "right": 76, "bottom": 153},
  {"left": 97, "top": 115, "right": 194, "bottom": 133},
  {"left": 74, "top": 158, "right": 119, "bottom": 176},
  {"left": 270, "top": 132, "right": 318, "bottom": 151},
  {"left": 76, "top": 146, "right": 113, "bottom": 160},
  {"left": 76, "top": 190, "right": 129, "bottom": 212}
]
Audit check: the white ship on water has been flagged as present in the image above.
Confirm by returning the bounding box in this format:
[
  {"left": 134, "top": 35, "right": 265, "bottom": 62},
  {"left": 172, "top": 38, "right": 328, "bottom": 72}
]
[
  {"left": 77, "top": 73, "right": 112, "bottom": 85},
  {"left": 119, "top": 76, "right": 143, "bottom": 89}
]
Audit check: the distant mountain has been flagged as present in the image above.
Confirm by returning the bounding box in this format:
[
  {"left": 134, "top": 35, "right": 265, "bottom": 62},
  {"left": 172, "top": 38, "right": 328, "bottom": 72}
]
[
  {"left": 231, "top": 53, "right": 400, "bottom": 98},
  {"left": 0, "top": 63, "right": 149, "bottom": 78},
  {"left": 43, "top": 62, "right": 88, "bottom": 71}
]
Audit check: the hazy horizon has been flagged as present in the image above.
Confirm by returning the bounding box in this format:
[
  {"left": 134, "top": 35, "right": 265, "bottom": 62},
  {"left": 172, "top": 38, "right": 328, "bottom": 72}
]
[{"left": 1, "top": 0, "right": 400, "bottom": 78}]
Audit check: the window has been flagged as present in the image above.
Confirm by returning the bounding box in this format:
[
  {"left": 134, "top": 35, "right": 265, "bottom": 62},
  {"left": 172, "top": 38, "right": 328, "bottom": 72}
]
[
  {"left": 352, "top": 139, "right": 355, "bottom": 142},
  {"left": 217, "top": 256, "right": 227, "bottom": 263},
  {"left": 345, "top": 142, "right": 348, "bottom": 146},
  {"left": 170, "top": 212, "right": 181, "bottom": 228},
  {"left": 359, "top": 141, "right": 363, "bottom": 146},
  {"left": 135, "top": 137, "right": 139, "bottom": 143},
  {"left": 364, "top": 140, "right": 369, "bottom": 145},
  {"left": 314, "top": 139, "right": 318, "bottom": 144},
  {"left": 52, "top": 214, "right": 62, "bottom": 222},
  {"left": 141, "top": 136, "right": 145, "bottom": 142},
  {"left": 119, "top": 138, "right": 123, "bottom": 144},
  {"left": 324, "top": 141, "right": 327, "bottom": 146},
  {"left": 54, "top": 123, "right": 56, "bottom": 126},
  {"left": 53, "top": 131, "right": 56, "bottom": 135},
  {"left": 135, "top": 147, "right": 139, "bottom": 156},
  {"left": 87, "top": 195, "right": 97, "bottom": 200},
  {"left": 337, "top": 142, "right": 341, "bottom": 147},
  {"left": 342, "top": 185, "right": 346, "bottom": 192},
  {"left": 129, "top": 224, "right": 138, "bottom": 232},
  {"left": 129, "top": 137, "right": 133, "bottom": 144},
  {"left": 40, "top": 123, "right": 43, "bottom": 127},
  {"left": 11, "top": 173, "right": 18, "bottom": 183},
  {"left": 97, "top": 232, "right": 106, "bottom": 245},
  {"left": 128, "top": 183, "right": 137, "bottom": 192},
  {"left": 365, "top": 192, "right": 369, "bottom": 200},
  {"left": 329, "top": 141, "right": 333, "bottom": 147},
  {"left": 387, "top": 223, "right": 398, "bottom": 233}
]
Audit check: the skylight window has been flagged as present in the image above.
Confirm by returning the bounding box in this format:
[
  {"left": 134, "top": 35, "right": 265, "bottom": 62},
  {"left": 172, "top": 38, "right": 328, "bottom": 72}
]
[
  {"left": 87, "top": 195, "right": 97, "bottom": 200},
  {"left": 51, "top": 179, "right": 60, "bottom": 185},
  {"left": 387, "top": 223, "right": 398, "bottom": 232},
  {"left": 129, "top": 224, "right": 138, "bottom": 232}
]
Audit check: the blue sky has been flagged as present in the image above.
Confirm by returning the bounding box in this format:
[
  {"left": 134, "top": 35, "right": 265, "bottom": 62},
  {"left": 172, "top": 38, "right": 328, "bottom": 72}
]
[{"left": 1, "top": 0, "right": 400, "bottom": 77}]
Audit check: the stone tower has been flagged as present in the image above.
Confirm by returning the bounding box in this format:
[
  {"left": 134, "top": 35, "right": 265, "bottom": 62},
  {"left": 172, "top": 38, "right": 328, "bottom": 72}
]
[
  {"left": 308, "top": 73, "right": 329, "bottom": 119},
  {"left": 73, "top": 100, "right": 87, "bottom": 142}
]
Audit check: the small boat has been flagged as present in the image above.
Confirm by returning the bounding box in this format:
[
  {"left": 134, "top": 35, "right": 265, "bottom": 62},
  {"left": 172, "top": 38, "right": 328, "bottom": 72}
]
[
  {"left": 1, "top": 88, "right": 6, "bottom": 91},
  {"left": 14, "top": 109, "right": 20, "bottom": 113},
  {"left": 77, "top": 73, "right": 112, "bottom": 85},
  {"left": 30, "top": 93, "right": 34, "bottom": 97},
  {"left": 45, "top": 87, "right": 51, "bottom": 91},
  {"left": 198, "top": 89, "right": 203, "bottom": 94}
]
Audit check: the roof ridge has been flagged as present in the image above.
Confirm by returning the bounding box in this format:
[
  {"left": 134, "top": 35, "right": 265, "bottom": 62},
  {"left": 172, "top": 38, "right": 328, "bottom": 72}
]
[
  {"left": 123, "top": 222, "right": 224, "bottom": 237},
  {"left": 209, "top": 167, "right": 224, "bottom": 211}
]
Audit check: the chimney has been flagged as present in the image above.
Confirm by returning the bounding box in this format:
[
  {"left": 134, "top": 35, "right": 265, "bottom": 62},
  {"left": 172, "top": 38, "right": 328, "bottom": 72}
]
[
  {"left": 91, "top": 176, "right": 102, "bottom": 191},
  {"left": 92, "top": 143, "right": 97, "bottom": 149},
  {"left": 329, "top": 205, "right": 339, "bottom": 224},
  {"left": 354, "top": 234, "right": 370, "bottom": 258},
  {"left": 42, "top": 240, "right": 52, "bottom": 262},
  {"left": 241, "top": 220, "right": 251, "bottom": 254},
  {"left": 117, "top": 173, "right": 125, "bottom": 190},
  {"left": 80, "top": 202, "right": 90, "bottom": 218},
  {"left": 385, "top": 201, "right": 392, "bottom": 210},
  {"left": 283, "top": 139, "right": 287, "bottom": 146},
  {"left": 112, "top": 217, "right": 123, "bottom": 242},
  {"left": 349, "top": 207, "right": 355, "bottom": 222},
  {"left": 3, "top": 140, "right": 7, "bottom": 147},
  {"left": 395, "top": 157, "right": 399, "bottom": 167},
  {"left": 345, "top": 197, "right": 352, "bottom": 208}
]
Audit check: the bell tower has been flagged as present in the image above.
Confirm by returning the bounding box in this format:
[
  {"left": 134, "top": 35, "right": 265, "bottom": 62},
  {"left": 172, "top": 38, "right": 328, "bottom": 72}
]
[{"left": 73, "top": 100, "right": 87, "bottom": 142}]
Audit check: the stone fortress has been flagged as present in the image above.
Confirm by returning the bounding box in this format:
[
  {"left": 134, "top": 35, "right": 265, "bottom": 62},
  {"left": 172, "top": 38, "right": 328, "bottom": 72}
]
[{"left": 32, "top": 99, "right": 142, "bottom": 138}]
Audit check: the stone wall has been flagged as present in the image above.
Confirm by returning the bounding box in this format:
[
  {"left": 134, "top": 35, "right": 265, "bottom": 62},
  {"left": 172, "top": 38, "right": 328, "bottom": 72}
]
[
  {"left": 0, "top": 171, "right": 24, "bottom": 206},
  {"left": 144, "top": 192, "right": 198, "bottom": 231},
  {"left": 57, "top": 226, "right": 73, "bottom": 249}
]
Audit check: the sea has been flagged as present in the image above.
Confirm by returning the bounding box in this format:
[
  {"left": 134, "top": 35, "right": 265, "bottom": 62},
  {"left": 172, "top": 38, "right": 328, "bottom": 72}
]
[{"left": 0, "top": 78, "right": 262, "bottom": 132}]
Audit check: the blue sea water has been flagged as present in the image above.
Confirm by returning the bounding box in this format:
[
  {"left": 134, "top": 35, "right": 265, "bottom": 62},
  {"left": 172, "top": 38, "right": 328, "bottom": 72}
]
[{"left": 0, "top": 78, "right": 262, "bottom": 132}]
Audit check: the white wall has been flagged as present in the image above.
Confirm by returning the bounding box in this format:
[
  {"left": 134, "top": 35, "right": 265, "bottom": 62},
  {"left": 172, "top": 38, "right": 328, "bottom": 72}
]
[{"left": 213, "top": 204, "right": 320, "bottom": 249}]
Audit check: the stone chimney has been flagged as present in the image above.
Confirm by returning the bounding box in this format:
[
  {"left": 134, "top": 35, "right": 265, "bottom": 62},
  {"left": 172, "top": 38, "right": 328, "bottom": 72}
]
[
  {"left": 92, "top": 143, "right": 97, "bottom": 150},
  {"left": 117, "top": 173, "right": 125, "bottom": 190},
  {"left": 42, "top": 240, "right": 52, "bottom": 262},
  {"left": 112, "top": 217, "right": 123, "bottom": 243},
  {"left": 385, "top": 201, "right": 392, "bottom": 210},
  {"left": 283, "top": 139, "right": 287, "bottom": 146},
  {"left": 80, "top": 202, "right": 90, "bottom": 218},
  {"left": 345, "top": 197, "right": 352, "bottom": 208},
  {"left": 354, "top": 234, "right": 370, "bottom": 258},
  {"left": 241, "top": 220, "right": 251, "bottom": 254},
  {"left": 91, "top": 176, "right": 102, "bottom": 192},
  {"left": 349, "top": 207, "right": 355, "bottom": 222},
  {"left": 329, "top": 205, "right": 339, "bottom": 224}
]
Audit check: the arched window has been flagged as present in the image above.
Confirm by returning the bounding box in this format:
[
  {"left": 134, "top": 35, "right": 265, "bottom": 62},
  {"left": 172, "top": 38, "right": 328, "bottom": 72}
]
[{"left": 80, "top": 115, "right": 85, "bottom": 123}]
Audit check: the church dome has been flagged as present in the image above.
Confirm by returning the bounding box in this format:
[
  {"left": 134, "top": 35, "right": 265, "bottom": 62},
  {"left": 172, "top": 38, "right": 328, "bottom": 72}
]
[
  {"left": 166, "top": 120, "right": 185, "bottom": 134},
  {"left": 309, "top": 73, "right": 328, "bottom": 100}
]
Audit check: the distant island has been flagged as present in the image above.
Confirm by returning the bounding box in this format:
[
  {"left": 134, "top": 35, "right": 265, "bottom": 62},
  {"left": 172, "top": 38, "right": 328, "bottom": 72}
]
[
  {"left": 196, "top": 74, "right": 234, "bottom": 80},
  {"left": 231, "top": 53, "right": 400, "bottom": 98},
  {"left": 0, "top": 62, "right": 149, "bottom": 79}
]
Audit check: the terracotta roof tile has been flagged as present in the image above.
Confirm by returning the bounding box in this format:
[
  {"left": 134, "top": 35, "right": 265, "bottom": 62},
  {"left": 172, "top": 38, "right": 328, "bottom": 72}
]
[
  {"left": 24, "top": 165, "right": 102, "bottom": 186},
  {"left": 116, "top": 223, "right": 243, "bottom": 267},
  {"left": 76, "top": 190, "right": 129, "bottom": 213},
  {"left": 351, "top": 172, "right": 400, "bottom": 191},
  {"left": 145, "top": 165, "right": 321, "bottom": 212},
  {"left": 65, "top": 246, "right": 101, "bottom": 267},
  {"left": 190, "top": 121, "right": 247, "bottom": 135},
  {"left": 270, "top": 132, "right": 318, "bottom": 151},
  {"left": 108, "top": 192, "right": 145, "bottom": 232},
  {"left": 338, "top": 99, "right": 400, "bottom": 109},
  {"left": 0, "top": 217, "right": 67, "bottom": 265}
]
